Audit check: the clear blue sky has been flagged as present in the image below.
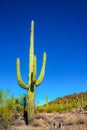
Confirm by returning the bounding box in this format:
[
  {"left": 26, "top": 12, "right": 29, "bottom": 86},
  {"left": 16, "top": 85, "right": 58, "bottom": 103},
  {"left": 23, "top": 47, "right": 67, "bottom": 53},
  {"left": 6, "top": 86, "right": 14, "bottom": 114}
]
[{"left": 0, "top": 0, "right": 87, "bottom": 105}]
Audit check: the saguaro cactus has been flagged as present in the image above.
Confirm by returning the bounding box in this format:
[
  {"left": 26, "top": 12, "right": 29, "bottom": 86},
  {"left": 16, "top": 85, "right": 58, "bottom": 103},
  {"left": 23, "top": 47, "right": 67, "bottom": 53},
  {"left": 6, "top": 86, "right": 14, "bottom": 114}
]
[
  {"left": 46, "top": 95, "right": 48, "bottom": 106},
  {"left": 16, "top": 20, "right": 46, "bottom": 122}
]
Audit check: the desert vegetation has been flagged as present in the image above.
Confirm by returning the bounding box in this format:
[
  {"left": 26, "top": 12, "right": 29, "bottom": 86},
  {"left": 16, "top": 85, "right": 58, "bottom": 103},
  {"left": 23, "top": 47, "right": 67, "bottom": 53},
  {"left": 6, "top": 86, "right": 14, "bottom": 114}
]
[
  {"left": 0, "top": 90, "right": 24, "bottom": 130},
  {"left": 37, "top": 92, "right": 87, "bottom": 113},
  {"left": 0, "top": 90, "right": 87, "bottom": 130}
]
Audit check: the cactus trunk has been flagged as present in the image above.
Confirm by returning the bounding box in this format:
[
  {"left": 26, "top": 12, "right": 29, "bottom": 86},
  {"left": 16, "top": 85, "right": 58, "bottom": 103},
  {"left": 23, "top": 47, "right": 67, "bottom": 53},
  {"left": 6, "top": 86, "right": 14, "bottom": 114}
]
[
  {"left": 16, "top": 20, "right": 46, "bottom": 123},
  {"left": 27, "top": 88, "right": 35, "bottom": 121}
]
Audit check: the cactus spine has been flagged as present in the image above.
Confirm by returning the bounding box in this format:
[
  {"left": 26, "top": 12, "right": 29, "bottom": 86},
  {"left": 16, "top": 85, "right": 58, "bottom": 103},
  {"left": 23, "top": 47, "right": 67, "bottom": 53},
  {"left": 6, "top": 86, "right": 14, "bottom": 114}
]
[{"left": 16, "top": 20, "right": 46, "bottom": 122}]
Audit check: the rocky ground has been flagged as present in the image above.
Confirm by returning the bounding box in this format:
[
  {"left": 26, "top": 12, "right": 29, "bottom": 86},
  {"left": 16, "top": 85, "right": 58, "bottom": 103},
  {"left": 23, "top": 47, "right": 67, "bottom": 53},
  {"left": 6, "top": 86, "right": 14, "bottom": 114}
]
[{"left": 10, "top": 110, "right": 87, "bottom": 130}]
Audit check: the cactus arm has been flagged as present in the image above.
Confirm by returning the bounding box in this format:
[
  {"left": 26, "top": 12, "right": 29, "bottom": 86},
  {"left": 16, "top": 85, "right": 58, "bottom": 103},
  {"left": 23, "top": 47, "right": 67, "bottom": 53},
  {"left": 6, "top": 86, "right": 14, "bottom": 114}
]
[
  {"left": 36, "top": 52, "right": 46, "bottom": 86},
  {"left": 16, "top": 58, "right": 28, "bottom": 89}
]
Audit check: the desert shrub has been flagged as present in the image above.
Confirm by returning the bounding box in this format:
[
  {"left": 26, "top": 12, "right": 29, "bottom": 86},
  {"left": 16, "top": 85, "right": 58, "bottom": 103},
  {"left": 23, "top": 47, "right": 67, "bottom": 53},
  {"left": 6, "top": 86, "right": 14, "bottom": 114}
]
[
  {"left": 37, "top": 103, "right": 67, "bottom": 113},
  {"left": 0, "top": 90, "right": 9, "bottom": 107},
  {"left": 0, "top": 90, "right": 25, "bottom": 129},
  {"left": 77, "top": 118, "right": 86, "bottom": 125},
  {"left": 36, "top": 100, "right": 83, "bottom": 113},
  {"left": 0, "top": 106, "right": 13, "bottom": 130},
  {"left": 45, "top": 104, "right": 55, "bottom": 113},
  {"left": 83, "top": 104, "right": 87, "bottom": 110}
]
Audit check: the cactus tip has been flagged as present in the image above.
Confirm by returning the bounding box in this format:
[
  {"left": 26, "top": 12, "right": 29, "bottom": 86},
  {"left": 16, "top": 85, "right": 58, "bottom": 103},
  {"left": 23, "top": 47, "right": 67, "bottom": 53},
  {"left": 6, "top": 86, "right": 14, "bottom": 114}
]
[
  {"left": 17, "top": 58, "right": 20, "bottom": 61},
  {"left": 31, "top": 20, "right": 34, "bottom": 26},
  {"left": 44, "top": 52, "right": 46, "bottom": 56},
  {"left": 44, "top": 52, "right": 46, "bottom": 61}
]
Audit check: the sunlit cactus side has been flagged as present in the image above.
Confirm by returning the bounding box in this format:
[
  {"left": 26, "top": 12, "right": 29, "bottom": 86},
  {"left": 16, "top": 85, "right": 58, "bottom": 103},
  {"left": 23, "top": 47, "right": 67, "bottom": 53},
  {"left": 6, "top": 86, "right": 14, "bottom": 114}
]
[{"left": 16, "top": 20, "right": 46, "bottom": 123}]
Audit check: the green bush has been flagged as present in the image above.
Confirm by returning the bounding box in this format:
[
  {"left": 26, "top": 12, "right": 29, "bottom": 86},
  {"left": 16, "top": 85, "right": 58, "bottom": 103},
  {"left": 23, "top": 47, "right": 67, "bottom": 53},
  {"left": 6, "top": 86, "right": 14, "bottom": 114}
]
[
  {"left": 0, "top": 106, "right": 13, "bottom": 130},
  {"left": 0, "top": 90, "right": 25, "bottom": 129}
]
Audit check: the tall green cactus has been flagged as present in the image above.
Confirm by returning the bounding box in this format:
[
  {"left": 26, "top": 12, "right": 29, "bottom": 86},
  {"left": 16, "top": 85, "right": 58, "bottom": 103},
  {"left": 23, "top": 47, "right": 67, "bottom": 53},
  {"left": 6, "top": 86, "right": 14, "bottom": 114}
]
[{"left": 16, "top": 20, "right": 46, "bottom": 122}]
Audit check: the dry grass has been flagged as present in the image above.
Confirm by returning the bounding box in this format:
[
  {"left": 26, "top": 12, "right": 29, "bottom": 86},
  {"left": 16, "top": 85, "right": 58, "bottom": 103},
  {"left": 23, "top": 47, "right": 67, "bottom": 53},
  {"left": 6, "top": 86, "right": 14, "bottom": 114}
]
[{"left": 10, "top": 110, "right": 87, "bottom": 130}]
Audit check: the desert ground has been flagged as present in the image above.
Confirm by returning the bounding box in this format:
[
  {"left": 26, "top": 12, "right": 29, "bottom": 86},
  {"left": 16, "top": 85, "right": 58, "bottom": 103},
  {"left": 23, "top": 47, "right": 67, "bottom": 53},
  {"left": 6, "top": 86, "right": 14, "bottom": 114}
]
[{"left": 10, "top": 110, "right": 87, "bottom": 130}]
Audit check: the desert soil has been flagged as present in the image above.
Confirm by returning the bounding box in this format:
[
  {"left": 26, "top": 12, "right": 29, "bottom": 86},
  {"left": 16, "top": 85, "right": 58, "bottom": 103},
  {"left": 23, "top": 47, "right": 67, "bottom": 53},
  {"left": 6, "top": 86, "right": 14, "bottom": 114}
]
[{"left": 10, "top": 110, "right": 87, "bottom": 130}]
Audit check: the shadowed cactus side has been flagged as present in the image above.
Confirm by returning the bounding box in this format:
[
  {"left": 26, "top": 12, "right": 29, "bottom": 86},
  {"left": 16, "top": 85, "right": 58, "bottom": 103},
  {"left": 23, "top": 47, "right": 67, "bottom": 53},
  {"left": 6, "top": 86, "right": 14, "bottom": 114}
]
[{"left": 16, "top": 20, "right": 46, "bottom": 123}]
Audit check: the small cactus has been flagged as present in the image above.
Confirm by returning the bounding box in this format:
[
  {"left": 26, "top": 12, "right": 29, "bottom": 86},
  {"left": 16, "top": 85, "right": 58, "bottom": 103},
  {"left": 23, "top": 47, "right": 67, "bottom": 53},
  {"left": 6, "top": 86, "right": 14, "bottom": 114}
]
[
  {"left": 46, "top": 95, "right": 48, "bottom": 106},
  {"left": 16, "top": 20, "right": 46, "bottom": 123}
]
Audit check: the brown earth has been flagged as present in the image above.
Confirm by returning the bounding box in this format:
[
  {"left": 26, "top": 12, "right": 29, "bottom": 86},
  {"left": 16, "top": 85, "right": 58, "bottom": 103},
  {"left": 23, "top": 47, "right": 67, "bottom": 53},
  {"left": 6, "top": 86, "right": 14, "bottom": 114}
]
[{"left": 10, "top": 110, "right": 87, "bottom": 130}]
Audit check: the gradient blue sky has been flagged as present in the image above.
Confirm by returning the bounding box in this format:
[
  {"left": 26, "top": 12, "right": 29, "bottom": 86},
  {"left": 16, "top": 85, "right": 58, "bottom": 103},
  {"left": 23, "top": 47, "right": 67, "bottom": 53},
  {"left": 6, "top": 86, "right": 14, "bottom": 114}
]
[{"left": 0, "top": 0, "right": 87, "bottom": 105}]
